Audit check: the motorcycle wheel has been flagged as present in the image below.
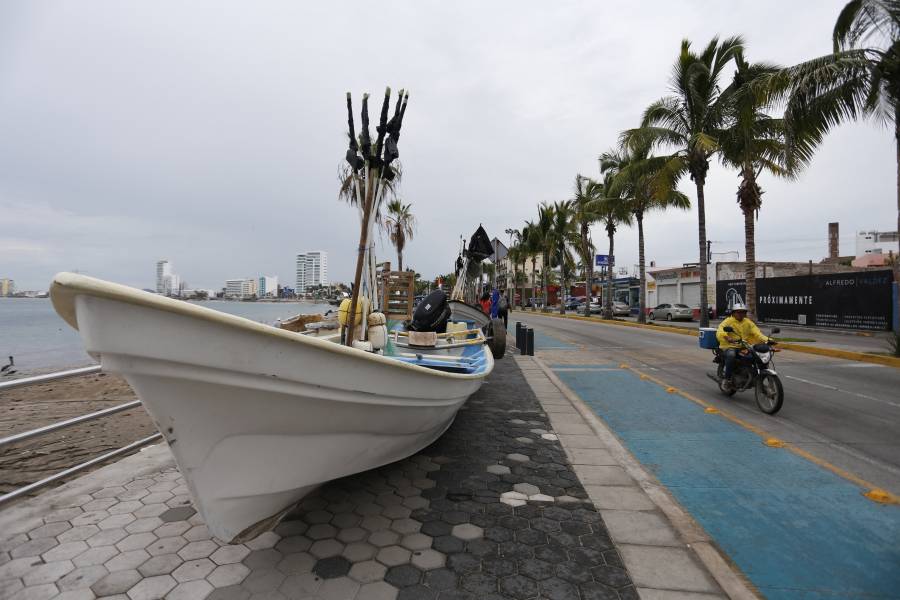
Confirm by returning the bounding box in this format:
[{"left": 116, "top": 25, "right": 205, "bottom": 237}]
[
  {"left": 755, "top": 373, "right": 784, "bottom": 415},
  {"left": 716, "top": 364, "right": 736, "bottom": 397}
]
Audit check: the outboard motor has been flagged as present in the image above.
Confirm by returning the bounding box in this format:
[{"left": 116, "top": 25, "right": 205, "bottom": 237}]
[{"left": 409, "top": 289, "right": 451, "bottom": 333}]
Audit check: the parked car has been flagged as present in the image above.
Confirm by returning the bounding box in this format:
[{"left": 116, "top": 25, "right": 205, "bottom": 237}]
[
  {"left": 586, "top": 300, "right": 629, "bottom": 316},
  {"left": 564, "top": 296, "right": 586, "bottom": 310},
  {"left": 612, "top": 301, "right": 631, "bottom": 316},
  {"left": 649, "top": 303, "right": 693, "bottom": 321}
]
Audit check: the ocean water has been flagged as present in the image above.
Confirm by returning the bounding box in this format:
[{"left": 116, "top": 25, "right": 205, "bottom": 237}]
[{"left": 0, "top": 298, "right": 332, "bottom": 373}]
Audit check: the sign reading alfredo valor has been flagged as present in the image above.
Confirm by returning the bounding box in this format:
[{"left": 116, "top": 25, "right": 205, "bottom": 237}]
[{"left": 715, "top": 270, "right": 894, "bottom": 331}]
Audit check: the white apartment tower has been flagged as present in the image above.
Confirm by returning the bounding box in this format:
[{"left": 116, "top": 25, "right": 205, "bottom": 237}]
[
  {"left": 296, "top": 251, "right": 328, "bottom": 293},
  {"left": 156, "top": 260, "right": 173, "bottom": 295}
]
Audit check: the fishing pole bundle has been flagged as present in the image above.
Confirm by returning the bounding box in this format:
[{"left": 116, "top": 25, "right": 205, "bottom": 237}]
[{"left": 342, "top": 88, "right": 409, "bottom": 344}]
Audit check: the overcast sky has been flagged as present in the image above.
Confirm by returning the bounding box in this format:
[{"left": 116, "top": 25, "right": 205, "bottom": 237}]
[{"left": 1, "top": 1, "right": 894, "bottom": 291}]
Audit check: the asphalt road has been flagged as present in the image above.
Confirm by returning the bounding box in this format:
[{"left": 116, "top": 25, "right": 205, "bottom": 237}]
[{"left": 512, "top": 311, "right": 900, "bottom": 497}]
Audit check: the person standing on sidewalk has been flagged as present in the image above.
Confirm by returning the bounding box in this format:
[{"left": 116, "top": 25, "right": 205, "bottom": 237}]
[{"left": 497, "top": 291, "right": 510, "bottom": 328}]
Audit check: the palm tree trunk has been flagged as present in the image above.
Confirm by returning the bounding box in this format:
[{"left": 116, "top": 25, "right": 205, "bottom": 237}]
[
  {"left": 895, "top": 114, "right": 900, "bottom": 334},
  {"left": 520, "top": 257, "right": 525, "bottom": 310},
  {"left": 542, "top": 253, "right": 548, "bottom": 310},
  {"left": 586, "top": 259, "right": 594, "bottom": 318},
  {"left": 605, "top": 229, "right": 614, "bottom": 319},
  {"left": 559, "top": 243, "right": 566, "bottom": 315},
  {"left": 744, "top": 205, "right": 756, "bottom": 319},
  {"left": 398, "top": 249, "right": 403, "bottom": 272},
  {"left": 637, "top": 212, "right": 647, "bottom": 324},
  {"left": 583, "top": 225, "right": 593, "bottom": 317},
  {"left": 531, "top": 256, "right": 537, "bottom": 311},
  {"left": 696, "top": 179, "right": 710, "bottom": 328}
]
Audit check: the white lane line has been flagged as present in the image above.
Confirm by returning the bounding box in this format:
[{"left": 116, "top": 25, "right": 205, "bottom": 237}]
[{"left": 784, "top": 375, "right": 900, "bottom": 409}]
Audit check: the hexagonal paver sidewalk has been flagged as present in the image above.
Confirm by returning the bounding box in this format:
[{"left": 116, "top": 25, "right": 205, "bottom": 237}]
[{"left": 0, "top": 358, "right": 644, "bottom": 599}]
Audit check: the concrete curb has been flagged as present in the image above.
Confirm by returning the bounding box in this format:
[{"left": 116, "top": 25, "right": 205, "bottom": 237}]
[
  {"left": 526, "top": 356, "right": 761, "bottom": 600},
  {"left": 512, "top": 310, "right": 900, "bottom": 369}
]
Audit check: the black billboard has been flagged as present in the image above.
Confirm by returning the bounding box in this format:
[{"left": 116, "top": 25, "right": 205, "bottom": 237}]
[{"left": 715, "top": 270, "right": 894, "bottom": 331}]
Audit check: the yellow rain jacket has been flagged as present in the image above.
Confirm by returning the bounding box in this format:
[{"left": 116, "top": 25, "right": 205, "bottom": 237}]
[{"left": 716, "top": 316, "right": 770, "bottom": 350}]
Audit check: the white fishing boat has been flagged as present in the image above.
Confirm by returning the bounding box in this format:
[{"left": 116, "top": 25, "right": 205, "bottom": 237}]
[{"left": 50, "top": 272, "right": 493, "bottom": 542}]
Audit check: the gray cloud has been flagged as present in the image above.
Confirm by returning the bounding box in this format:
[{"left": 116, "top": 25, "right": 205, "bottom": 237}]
[{"left": 0, "top": 1, "right": 894, "bottom": 291}]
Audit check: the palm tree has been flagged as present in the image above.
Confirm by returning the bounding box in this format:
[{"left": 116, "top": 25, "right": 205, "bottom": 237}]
[
  {"left": 781, "top": 0, "right": 900, "bottom": 321},
  {"left": 603, "top": 143, "right": 690, "bottom": 324},
  {"left": 548, "top": 200, "right": 579, "bottom": 314},
  {"left": 535, "top": 203, "right": 555, "bottom": 309},
  {"left": 507, "top": 241, "right": 520, "bottom": 308},
  {"left": 595, "top": 173, "right": 633, "bottom": 319},
  {"left": 719, "top": 51, "right": 799, "bottom": 317},
  {"left": 507, "top": 227, "right": 529, "bottom": 310},
  {"left": 522, "top": 222, "right": 542, "bottom": 310},
  {"left": 380, "top": 199, "right": 416, "bottom": 271},
  {"left": 572, "top": 175, "right": 603, "bottom": 315},
  {"left": 624, "top": 36, "right": 744, "bottom": 327}
]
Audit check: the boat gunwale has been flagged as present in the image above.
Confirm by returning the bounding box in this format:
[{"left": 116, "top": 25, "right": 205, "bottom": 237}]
[{"left": 50, "top": 272, "right": 494, "bottom": 380}]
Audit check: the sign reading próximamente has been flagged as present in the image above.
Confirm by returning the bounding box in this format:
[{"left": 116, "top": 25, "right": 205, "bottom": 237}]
[{"left": 715, "top": 270, "right": 894, "bottom": 331}]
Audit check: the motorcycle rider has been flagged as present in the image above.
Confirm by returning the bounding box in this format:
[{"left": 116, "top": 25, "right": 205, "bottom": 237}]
[{"left": 716, "top": 303, "right": 774, "bottom": 391}]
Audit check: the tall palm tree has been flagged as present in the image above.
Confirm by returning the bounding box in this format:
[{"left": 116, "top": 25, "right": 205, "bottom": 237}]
[
  {"left": 603, "top": 144, "right": 690, "bottom": 324},
  {"left": 522, "top": 221, "right": 542, "bottom": 310},
  {"left": 719, "top": 51, "right": 800, "bottom": 318},
  {"left": 535, "top": 203, "right": 555, "bottom": 309},
  {"left": 781, "top": 0, "right": 900, "bottom": 321},
  {"left": 572, "top": 175, "right": 603, "bottom": 315},
  {"left": 380, "top": 199, "right": 416, "bottom": 271},
  {"left": 548, "top": 200, "right": 579, "bottom": 314},
  {"left": 624, "top": 36, "right": 744, "bottom": 327},
  {"left": 508, "top": 227, "right": 529, "bottom": 310},
  {"left": 595, "top": 173, "right": 633, "bottom": 319},
  {"left": 507, "top": 240, "right": 520, "bottom": 308}
]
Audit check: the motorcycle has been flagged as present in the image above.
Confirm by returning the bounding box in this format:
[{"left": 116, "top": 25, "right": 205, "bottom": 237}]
[{"left": 704, "top": 326, "right": 784, "bottom": 414}]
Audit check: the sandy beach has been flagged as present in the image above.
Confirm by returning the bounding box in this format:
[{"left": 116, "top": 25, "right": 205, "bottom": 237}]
[{"left": 0, "top": 373, "right": 155, "bottom": 496}]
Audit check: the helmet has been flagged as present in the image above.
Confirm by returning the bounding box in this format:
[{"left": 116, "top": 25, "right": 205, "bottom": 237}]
[{"left": 731, "top": 302, "right": 748, "bottom": 312}]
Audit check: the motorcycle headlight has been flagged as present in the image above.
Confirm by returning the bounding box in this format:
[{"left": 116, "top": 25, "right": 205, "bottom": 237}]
[{"left": 759, "top": 352, "right": 771, "bottom": 364}]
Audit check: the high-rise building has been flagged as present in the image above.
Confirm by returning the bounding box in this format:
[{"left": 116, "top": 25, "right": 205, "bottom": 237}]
[
  {"left": 306, "top": 251, "right": 328, "bottom": 288},
  {"left": 296, "top": 254, "right": 308, "bottom": 293},
  {"left": 156, "top": 260, "right": 185, "bottom": 296},
  {"left": 296, "top": 251, "right": 327, "bottom": 293},
  {"left": 156, "top": 260, "right": 173, "bottom": 294},
  {"left": 258, "top": 275, "right": 278, "bottom": 298},
  {"left": 0, "top": 278, "right": 15, "bottom": 297},
  {"left": 296, "top": 251, "right": 328, "bottom": 293}
]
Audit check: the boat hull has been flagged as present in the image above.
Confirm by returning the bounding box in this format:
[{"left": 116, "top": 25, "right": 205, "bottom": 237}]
[{"left": 51, "top": 274, "right": 491, "bottom": 542}]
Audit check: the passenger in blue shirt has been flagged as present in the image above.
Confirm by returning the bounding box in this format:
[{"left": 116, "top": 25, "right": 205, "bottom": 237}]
[{"left": 490, "top": 288, "right": 500, "bottom": 319}]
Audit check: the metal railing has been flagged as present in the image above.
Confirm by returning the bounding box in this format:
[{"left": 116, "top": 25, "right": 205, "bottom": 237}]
[
  {"left": 0, "top": 366, "right": 162, "bottom": 505},
  {"left": 0, "top": 365, "right": 103, "bottom": 392}
]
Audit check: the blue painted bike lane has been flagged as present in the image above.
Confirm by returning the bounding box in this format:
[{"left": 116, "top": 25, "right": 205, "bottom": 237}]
[{"left": 553, "top": 365, "right": 900, "bottom": 599}]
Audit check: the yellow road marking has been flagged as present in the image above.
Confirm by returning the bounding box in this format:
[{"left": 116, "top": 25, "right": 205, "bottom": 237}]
[
  {"left": 512, "top": 310, "right": 900, "bottom": 369},
  {"left": 618, "top": 363, "right": 900, "bottom": 505}
]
